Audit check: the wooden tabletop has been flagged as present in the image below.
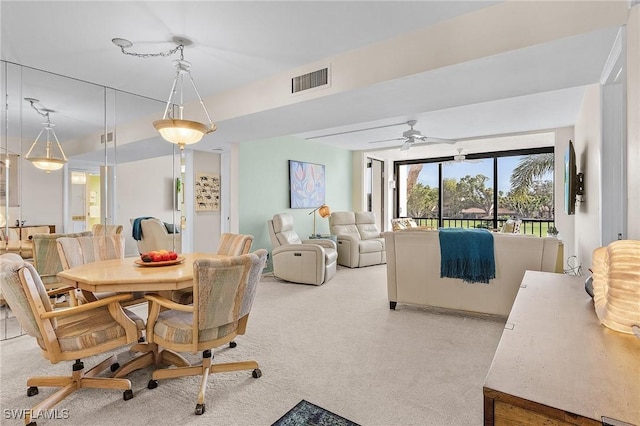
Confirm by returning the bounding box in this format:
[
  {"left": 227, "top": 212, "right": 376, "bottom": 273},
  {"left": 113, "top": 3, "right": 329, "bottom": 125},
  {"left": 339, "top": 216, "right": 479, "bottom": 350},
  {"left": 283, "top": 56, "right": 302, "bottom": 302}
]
[
  {"left": 57, "top": 252, "right": 222, "bottom": 293},
  {"left": 484, "top": 270, "right": 640, "bottom": 424}
]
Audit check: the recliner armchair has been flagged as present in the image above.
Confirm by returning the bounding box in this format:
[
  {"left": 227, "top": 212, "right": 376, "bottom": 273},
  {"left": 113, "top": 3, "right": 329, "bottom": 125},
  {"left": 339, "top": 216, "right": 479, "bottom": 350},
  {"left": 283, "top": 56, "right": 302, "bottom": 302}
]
[
  {"left": 267, "top": 213, "right": 337, "bottom": 285},
  {"left": 329, "top": 211, "right": 386, "bottom": 268},
  {"left": 130, "top": 217, "right": 181, "bottom": 254}
]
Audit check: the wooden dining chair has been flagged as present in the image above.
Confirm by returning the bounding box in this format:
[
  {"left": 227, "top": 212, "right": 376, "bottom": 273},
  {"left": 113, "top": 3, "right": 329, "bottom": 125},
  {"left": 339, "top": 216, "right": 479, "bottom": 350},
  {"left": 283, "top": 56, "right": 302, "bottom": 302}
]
[
  {"left": 0, "top": 257, "right": 143, "bottom": 426},
  {"left": 32, "top": 231, "right": 92, "bottom": 306},
  {"left": 144, "top": 249, "right": 267, "bottom": 415},
  {"left": 170, "top": 233, "right": 254, "bottom": 305},
  {"left": 91, "top": 224, "right": 124, "bottom": 236},
  {"left": 56, "top": 234, "right": 144, "bottom": 306}
]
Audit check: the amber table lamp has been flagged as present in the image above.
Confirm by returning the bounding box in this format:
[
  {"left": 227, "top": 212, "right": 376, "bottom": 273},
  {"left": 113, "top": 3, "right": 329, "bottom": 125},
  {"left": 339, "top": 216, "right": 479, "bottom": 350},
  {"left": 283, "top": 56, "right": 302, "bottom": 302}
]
[{"left": 309, "top": 205, "right": 331, "bottom": 237}]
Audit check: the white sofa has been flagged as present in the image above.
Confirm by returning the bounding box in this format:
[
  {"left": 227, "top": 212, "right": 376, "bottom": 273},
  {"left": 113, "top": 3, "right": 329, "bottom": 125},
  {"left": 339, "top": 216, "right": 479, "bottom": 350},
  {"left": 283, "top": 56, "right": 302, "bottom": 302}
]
[
  {"left": 329, "top": 211, "right": 386, "bottom": 268},
  {"left": 384, "top": 230, "right": 562, "bottom": 316}
]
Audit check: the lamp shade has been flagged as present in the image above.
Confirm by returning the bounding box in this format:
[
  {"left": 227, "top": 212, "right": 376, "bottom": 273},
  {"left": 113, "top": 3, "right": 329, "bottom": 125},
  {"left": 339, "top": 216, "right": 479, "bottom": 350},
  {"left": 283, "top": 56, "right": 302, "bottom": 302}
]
[
  {"left": 153, "top": 119, "right": 216, "bottom": 146},
  {"left": 318, "top": 205, "right": 331, "bottom": 218},
  {"left": 29, "top": 157, "right": 66, "bottom": 172}
]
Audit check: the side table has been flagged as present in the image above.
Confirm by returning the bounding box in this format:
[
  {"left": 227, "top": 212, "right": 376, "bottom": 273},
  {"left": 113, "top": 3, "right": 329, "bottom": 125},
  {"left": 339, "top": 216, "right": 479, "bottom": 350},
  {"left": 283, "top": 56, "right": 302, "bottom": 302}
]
[{"left": 308, "top": 234, "right": 337, "bottom": 243}]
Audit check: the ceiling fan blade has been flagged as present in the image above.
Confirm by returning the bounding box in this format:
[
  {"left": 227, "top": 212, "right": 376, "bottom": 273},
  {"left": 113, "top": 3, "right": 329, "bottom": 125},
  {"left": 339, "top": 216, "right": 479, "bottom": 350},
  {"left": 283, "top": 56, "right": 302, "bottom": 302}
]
[
  {"left": 400, "top": 141, "right": 412, "bottom": 151},
  {"left": 422, "top": 137, "right": 457, "bottom": 145},
  {"left": 368, "top": 137, "right": 404, "bottom": 144},
  {"left": 306, "top": 121, "right": 407, "bottom": 140}
]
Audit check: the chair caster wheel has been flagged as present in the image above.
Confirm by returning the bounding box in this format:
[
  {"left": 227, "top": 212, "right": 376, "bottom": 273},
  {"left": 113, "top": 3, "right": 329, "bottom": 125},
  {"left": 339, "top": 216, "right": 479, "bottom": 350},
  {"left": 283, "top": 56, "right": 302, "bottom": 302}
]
[
  {"left": 123, "top": 389, "right": 133, "bottom": 401},
  {"left": 147, "top": 379, "right": 158, "bottom": 389},
  {"left": 229, "top": 341, "right": 237, "bottom": 348},
  {"left": 195, "top": 403, "right": 205, "bottom": 415},
  {"left": 27, "top": 386, "right": 39, "bottom": 397},
  {"left": 252, "top": 368, "right": 262, "bottom": 378},
  {"left": 110, "top": 362, "right": 120, "bottom": 372}
]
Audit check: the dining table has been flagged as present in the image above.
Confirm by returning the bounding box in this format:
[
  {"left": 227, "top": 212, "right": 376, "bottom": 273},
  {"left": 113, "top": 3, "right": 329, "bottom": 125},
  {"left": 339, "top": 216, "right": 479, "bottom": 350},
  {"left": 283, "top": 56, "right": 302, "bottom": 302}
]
[{"left": 57, "top": 252, "right": 224, "bottom": 378}]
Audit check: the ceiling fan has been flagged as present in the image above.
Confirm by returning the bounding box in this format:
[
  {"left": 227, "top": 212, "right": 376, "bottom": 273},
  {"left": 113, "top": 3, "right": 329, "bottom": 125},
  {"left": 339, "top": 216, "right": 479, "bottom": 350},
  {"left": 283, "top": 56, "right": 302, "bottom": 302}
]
[
  {"left": 368, "top": 120, "right": 456, "bottom": 151},
  {"left": 444, "top": 148, "right": 481, "bottom": 164}
]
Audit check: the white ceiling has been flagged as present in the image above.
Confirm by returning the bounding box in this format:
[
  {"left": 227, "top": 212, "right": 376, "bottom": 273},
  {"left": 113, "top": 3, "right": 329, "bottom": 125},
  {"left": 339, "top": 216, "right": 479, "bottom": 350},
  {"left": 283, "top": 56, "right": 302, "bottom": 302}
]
[{"left": 0, "top": 1, "right": 627, "bottom": 162}]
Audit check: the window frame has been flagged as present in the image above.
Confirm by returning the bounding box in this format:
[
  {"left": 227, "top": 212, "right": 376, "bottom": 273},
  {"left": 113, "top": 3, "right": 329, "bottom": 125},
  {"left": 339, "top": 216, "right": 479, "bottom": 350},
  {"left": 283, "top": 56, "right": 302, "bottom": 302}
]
[{"left": 393, "top": 146, "right": 554, "bottom": 230}]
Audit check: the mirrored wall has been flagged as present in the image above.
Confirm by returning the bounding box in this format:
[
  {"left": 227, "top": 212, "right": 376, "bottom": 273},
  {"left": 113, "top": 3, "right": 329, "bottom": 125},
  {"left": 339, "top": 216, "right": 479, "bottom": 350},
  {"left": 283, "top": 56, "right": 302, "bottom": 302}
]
[{"left": 1, "top": 60, "right": 183, "bottom": 266}]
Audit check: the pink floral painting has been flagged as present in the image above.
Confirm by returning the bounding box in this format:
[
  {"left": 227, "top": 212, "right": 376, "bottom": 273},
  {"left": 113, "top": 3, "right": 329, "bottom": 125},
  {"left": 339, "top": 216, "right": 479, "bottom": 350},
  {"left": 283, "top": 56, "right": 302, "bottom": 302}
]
[{"left": 289, "top": 160, "right": 325, "bottom": 208}]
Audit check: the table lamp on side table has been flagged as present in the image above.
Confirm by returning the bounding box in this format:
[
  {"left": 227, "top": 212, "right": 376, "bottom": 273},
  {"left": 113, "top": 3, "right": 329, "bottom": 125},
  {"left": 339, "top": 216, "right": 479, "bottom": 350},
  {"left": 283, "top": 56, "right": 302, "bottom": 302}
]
[{"left": 308, "top": 204, "right": 331, "bottom": 237}]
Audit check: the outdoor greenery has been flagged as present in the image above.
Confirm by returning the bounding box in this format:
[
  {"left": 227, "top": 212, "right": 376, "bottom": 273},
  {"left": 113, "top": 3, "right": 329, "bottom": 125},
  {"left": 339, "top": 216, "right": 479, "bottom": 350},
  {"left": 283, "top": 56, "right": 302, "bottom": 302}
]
[{"left": 403, "top": 153, "right": 555, "bottom": 236}]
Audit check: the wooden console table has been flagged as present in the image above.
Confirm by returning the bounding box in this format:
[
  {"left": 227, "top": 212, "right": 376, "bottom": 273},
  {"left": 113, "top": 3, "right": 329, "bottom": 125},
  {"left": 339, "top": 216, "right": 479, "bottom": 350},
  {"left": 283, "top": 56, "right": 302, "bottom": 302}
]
[{"left": 484, "top": 270, "right": 639, "bottom": 425}]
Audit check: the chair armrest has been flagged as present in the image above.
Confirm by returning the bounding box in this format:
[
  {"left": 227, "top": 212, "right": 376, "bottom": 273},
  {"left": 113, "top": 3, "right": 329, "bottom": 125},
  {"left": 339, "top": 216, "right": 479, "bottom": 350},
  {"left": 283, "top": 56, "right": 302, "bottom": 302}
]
[
  {"left": 46, "top": 286, "right": 76, "bottom": 297},
  {"left": 40, "top": 293, "right": 133, "bottom": 319},
  {"left": 302, "top": 239, "right": 337, "bottom": 250},
  {"left": 334, "top": 234, "right": 361, "bottom": 267},
  {"left": 144, "top": 293, "right": 194, "bottom": 312},
  {"left": 335, "top": 234, "right": 360, "bottom": 244},
  {"left": 273, "top": 244, "right": 326, "bottom": 257}
]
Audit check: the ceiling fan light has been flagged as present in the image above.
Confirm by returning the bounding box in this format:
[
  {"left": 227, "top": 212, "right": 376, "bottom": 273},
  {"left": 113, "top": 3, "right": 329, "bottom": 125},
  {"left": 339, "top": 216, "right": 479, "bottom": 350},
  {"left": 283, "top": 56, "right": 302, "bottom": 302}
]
[{"left": 153, "top": 119, "right": 216, "bottom": 145}]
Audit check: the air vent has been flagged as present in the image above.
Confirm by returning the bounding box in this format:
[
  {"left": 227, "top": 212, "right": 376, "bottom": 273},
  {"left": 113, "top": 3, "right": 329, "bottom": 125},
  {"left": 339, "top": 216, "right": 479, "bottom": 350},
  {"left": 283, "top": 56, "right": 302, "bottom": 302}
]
[
  {"left": 291, "top": 67, "right": 329, "bottom": 93},
  {"left": 100, "top": 132, "right": 114, "bottom": 144}
]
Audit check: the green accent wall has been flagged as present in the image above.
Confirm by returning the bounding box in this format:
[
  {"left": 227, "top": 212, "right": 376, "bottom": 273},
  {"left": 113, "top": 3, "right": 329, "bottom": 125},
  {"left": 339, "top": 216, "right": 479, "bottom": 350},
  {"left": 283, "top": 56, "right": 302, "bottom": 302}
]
[{"left": 239, "top": 136, "right": 352, "bottom": 269}]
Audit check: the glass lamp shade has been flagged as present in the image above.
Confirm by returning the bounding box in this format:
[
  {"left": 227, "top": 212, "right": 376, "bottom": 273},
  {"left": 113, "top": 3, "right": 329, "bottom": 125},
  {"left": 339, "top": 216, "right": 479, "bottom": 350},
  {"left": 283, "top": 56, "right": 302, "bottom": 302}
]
[
  {"left": 28, "top": 157, "right": 66, "bottom": 172},
  {"left": 153, "top": 119, "right": 216, "bottom": 145}
]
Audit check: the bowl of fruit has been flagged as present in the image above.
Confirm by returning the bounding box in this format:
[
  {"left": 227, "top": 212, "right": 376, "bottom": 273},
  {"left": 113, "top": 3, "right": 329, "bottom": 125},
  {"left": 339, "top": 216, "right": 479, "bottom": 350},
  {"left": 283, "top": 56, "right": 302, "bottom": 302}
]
[{"left": 135, "top": 250, "right": 184, "bottom": 267}]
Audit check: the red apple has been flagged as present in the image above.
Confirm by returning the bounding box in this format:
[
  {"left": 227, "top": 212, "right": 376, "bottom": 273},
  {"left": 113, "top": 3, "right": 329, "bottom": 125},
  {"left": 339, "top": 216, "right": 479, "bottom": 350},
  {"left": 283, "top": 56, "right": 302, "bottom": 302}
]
[{"left": 169, "top": 252, "right": 178, "bottom": 260}]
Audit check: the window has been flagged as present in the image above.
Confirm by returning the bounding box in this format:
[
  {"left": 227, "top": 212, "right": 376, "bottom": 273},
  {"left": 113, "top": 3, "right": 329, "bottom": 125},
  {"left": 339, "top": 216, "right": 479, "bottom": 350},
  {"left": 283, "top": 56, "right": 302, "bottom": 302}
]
[
  {"left": 442, "top": 158, "right": 493, "bottom": 228},
  {"left": 394, "top": 147, "right": 554, "bottom": 235}
]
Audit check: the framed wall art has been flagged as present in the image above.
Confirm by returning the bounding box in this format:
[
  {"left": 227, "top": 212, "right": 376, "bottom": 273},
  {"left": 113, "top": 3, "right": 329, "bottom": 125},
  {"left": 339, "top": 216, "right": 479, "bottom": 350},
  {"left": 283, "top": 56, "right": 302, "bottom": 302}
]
[
  {"left": 289, "top": 160, "right": 325, "bottom": 209},
  {"left": 195, "top": 173, "right": 220, "bottom": 212}
]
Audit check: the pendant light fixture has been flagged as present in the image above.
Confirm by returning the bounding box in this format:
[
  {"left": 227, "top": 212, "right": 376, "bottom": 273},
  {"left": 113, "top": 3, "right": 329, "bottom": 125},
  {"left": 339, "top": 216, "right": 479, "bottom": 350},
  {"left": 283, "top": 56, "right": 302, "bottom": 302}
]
[
  {"left": 113, "top": 37, "right": 216, "bottom": 149},
  {"left": 24, "top": 98, "right": 67, "bottom": 172}
]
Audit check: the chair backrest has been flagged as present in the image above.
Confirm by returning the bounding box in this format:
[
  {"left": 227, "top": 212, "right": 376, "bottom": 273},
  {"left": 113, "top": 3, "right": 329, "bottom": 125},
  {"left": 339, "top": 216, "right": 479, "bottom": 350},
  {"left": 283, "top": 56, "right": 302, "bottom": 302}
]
[
  {"left": 32, "top": 232, "right": 93, "bottom": 282},
  {"left": 329, "top": 211, "right": 361, "bottom": 238},
  {"left": 132, "top": 218, "right": 181, "bottom": 254},
  {"left": 268, "top": 213, "right": 302, "bottom": 248},
  {"left": 92, "top": 224, "right": 124, "bottom": 236},
  {"left": 56, "top": 235, "right": 125, "bottom": 269},
  {"left": 217, "top": 233, "right": 254, "bottom": 256},
  {"left": 193, "top": 249, "right": 267, "bottom": 334},
  {"left": 355, "top": 212, "right": 381, "bottom": 240},
  {"left": 0, "top": 255, "right": 56, "bottom": 339}
]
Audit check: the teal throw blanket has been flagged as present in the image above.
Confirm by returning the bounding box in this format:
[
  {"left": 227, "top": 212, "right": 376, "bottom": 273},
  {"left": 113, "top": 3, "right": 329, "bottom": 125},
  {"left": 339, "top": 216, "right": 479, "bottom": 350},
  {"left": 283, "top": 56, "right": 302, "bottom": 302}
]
[
  {"left": 131, "top": 216, "right": 153, "bottom": 241},
  {"left": 439, "top": 228, "right": 495, "bottom": 284}
]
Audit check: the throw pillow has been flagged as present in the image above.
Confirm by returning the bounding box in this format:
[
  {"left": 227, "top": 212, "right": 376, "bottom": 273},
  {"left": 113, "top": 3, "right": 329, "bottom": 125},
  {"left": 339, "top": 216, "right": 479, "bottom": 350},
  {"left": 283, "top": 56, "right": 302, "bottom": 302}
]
[
  {"left": 391, "top": 219, "right": 406, "bottom": 231},
  {"left": 512, "top": 219, "right": 522, "bottom": 234},
  {"left": 164, "top": 222, "right": 180, "bottom": 234},
  {"left": 500, "top": 220, "right": 515, "bottom": 233}
]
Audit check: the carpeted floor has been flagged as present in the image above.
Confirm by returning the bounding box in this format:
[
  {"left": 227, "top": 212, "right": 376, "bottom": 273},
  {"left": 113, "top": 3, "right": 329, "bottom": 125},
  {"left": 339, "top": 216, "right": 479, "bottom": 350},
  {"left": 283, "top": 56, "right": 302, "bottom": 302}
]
[{"left": 0, "top": 264, "right": 505, "bottom": 425}]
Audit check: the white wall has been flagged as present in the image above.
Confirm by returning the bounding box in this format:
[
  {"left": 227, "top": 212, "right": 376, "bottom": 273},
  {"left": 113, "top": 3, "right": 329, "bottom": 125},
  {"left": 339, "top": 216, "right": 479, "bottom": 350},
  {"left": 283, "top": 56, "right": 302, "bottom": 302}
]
[
  {"left": 115, "top": 155, "right": 180, "bottom": 256},
  {"left": 15, "top": 158, "right": 64, "bottom": 230},
  {"left": 553, "top": 127, "right": 575, "bottom": 266},
  {"left": 627, "top": 4, "right": 640, "bottom": 239},
  {"left": 573, "top": 84, "right": 602, "bottom": 270},
  {"left": 191, "top": 151, "right": 221, "bottom": 253}
]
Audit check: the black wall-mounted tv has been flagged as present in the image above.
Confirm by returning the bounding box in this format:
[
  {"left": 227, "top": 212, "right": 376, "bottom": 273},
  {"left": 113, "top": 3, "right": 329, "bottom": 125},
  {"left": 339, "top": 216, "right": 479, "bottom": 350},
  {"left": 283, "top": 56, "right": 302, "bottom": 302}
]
[{"left": 564, "top": 140, "right": 577, "bottom": 215}]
